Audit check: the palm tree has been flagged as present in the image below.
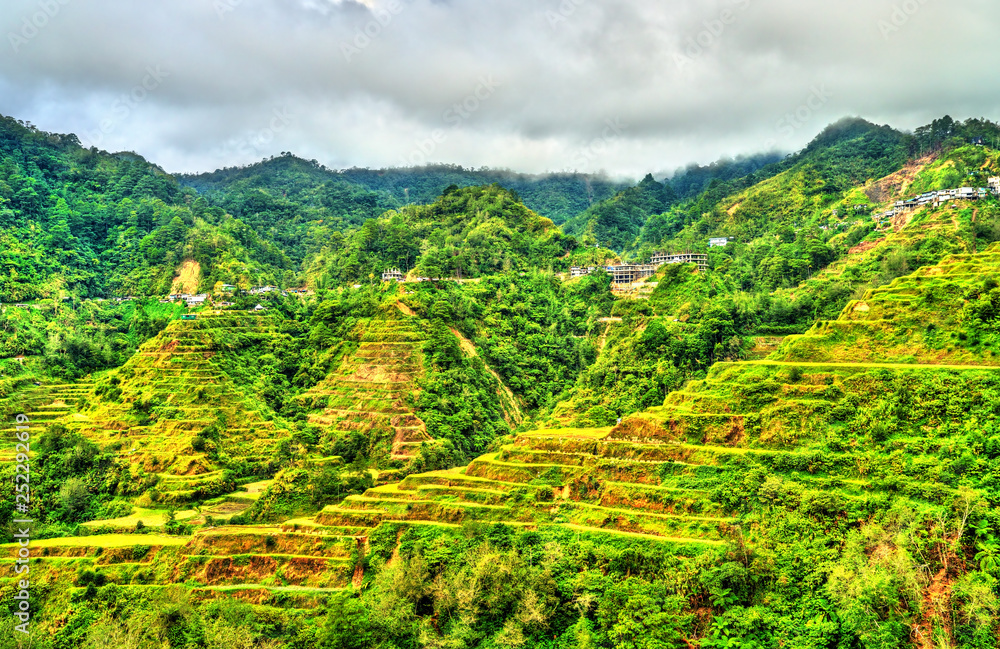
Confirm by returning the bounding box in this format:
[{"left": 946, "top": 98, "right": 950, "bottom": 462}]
[{"left": 975, "top": 538, "right": 1000, "bottom": 573}]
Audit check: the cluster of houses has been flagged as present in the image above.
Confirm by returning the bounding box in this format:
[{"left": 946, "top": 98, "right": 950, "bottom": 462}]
[
  {"left": 874, "top": 179, "right": 1000, "bottom": 222},
  {"left": 160, "top": 284, "right": 312, "bottom": 309},
  {"left": 166, "top": 293, "right": 211, "bottom": 308},
  {"left": 571, "top": 251, "right": 712, "bottom": 285}
]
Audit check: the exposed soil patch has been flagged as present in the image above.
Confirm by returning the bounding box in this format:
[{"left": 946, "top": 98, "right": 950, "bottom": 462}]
[
  {"left": 170, "top": 259, "right": 202, "bottom": 295},
  {"left": 849, "top": 239, "right": 883, "bottom": 255}
]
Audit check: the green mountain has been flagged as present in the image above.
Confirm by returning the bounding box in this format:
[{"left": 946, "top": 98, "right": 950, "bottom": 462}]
[
  {"left": 310, "top": 243, "right": 1000, "bottom": 648},
  {"left": 0, "top": 116, "right": 294, "bottom": 301},
  {"left": 339, "top": 164, "right": 629, "bottom": 225},
  {"left": 667, "top": 151, "right": 783, "bottom": 200},
  {"left": 184, "top": 158, "right": 627, "bottom": 227},
  {"left": 5, "top": 114, "right": 1000, "bottom": 648},
  {"left": 303, "top": 184, "right": 584, "bottom": 286},
  {"left": 563, "top": 173, "right": 678, "bottom": 251}
]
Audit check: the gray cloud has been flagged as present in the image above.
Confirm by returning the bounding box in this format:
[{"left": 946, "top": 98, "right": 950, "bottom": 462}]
[{"left": 2, "top": 0, "right": 999, "bottom": 177}]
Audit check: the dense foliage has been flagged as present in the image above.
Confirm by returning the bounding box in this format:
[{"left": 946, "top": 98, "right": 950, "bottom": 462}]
[
  {"left": 563, "top": 174, "right": 677, "bottom": 251},
  {"left": 305, "top": 185, "right": 583, "bottom": 286},
  {"left": 7, "top": 113, "right": 1000, "bottom": 649}
]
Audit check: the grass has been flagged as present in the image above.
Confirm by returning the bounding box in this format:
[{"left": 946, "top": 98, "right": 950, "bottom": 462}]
[
  {"left": 521, "top": 426, "right": 613, "bottom": 439},
  {"left": 81, "top": 507, "right": 201, "bottom": 529},
  {"left": 0, "top": 534, "right": 188, "bottom": 549},
  {"left": 553, "top": 524, "right": 725, "bottom": 545}
]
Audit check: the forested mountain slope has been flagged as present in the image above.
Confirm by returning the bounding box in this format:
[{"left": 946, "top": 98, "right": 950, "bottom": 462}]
[
  {"left": 184, "top": 158, "right": 626, "bottom": 226},
  {"left": 563, "top": 173, "right": 678, "bottom": 250},
  {"left": 0, "top": 116, "right": 295, "bottom": 301},
  {"left": 5, "top": 113, "right": 1000, "bottom": 648},
  {"left": 339, "top": 165, "right": 628, "bottom": 225},
  {"left": 302, "top": 184, "right": 588, "bottom": 286},
  {"left": 314, "top": 243, "right": 1000, "bottom": 648}
]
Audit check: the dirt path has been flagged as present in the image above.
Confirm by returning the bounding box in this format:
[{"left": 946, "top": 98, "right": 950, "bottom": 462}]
[
  {"left": 745, "top": 360, "right": 999, "bottom": 371},
  {"left": 448, "top": 326, "right": 524, "bottom": 425},
  {"left": 912, "top": 568, "right": 952, "bottom": 649}
]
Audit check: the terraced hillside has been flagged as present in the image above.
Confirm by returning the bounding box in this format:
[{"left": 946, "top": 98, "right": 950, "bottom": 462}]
[
  {"left": 773, "top": 248, "right": 1000, "bottom": 365},
  {"left": 68, "top": 312, "right": 294, "bottom": 496},
  {"left": 295, "top": 306, "right": 432, "bottom": 462},
  {"left": 0, "top": 381, "right": 92, "bottom": 462},
  {"left": 301, "top": 242, "right": 1000, "bottom": 613},
  {"left": 0, "top": 524, "right": 356, "bottom": 606}
]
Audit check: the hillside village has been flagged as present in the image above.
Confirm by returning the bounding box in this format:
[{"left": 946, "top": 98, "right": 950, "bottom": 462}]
[
  {"left": 6, "top": 114, "right": 1000, "bottom": 647},
  {"left": 873, "top": 177, "right": 1000, "bottom": 221}
]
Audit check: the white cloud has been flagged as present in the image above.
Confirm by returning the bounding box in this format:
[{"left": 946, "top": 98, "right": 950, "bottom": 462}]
[{"left": 2, "top": 0, "right": 999, "bottom": 175}]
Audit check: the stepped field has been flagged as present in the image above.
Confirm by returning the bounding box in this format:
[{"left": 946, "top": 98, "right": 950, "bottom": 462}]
[
  {"left": 0, "top": 524, "right": 357, "bottom": 605},
  {"left": 7, "top": 241, "right": 1000, "bottom": 640},
  {"left": 296, "top": 243, "right": 1000, "bottom": 568},
  {"left": 774, "top": 249, "right": 1000, "bottom": 365},
  {"left": 65, "top": 312, "right": 294, "bottom": 500},
  {"left": 295, "top": 306, "right": 432, "bottom": 463},
  {"left": 0, "top": 381, "right": 93, "bottom": 463}
]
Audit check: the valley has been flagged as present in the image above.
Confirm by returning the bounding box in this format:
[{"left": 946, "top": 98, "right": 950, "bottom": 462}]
[{"left": 3, "top": 114, "right": 1000, "bottom": 647}]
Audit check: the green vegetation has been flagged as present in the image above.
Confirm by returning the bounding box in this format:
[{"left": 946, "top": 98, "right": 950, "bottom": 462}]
[
  {"left": 305, "top": 184, "right": 583, "bottom": 285},
  {"left": 7, "top": 114, "right": 1000, "bottom": 648},
  {"left": 564, "top": 174, "right": 677, "bottom": 251},
  {"left": 186, "top": 159, "right": 627, "bottom": 227}
]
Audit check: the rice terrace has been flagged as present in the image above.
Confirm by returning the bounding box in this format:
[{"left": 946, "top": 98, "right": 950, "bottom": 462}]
[{"left": 4, "top": 1, "right": 1000, "bottom": 647}]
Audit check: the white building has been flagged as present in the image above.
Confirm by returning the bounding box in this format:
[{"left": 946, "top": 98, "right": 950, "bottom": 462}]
[
  {"left": 708, "top": 237, "right": 730, "bottom": 248},
  {"left": 650, "top": 252, "right": 709, "bottom": 272}
]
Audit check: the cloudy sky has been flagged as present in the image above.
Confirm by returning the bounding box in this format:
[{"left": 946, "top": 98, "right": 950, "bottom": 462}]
[{"left": 2, "top": 0, "right": 1000, "bottom": 177}]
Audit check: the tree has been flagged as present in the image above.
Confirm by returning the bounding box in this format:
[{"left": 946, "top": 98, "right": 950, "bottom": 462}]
[{"left": 58, "top": 477, "right": 90, "bottom": 517}]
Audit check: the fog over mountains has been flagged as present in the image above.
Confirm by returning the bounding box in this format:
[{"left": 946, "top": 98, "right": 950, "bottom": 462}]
[{"left": 2, "top": 0, "right": 1000, "bottom": 175}]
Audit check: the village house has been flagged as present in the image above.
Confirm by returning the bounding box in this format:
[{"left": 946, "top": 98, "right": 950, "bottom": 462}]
[
  {"left": 606, "top": 264, "right": 659, "bottom": 284},
  {"left": 381, "top": 268, "right": 405, "bottom": 282},
  {"left": 651, "top": 252, "right": 710, "bottom": 272},
  {"left": 896, "top": 185, "right": 993, "bottom": 212},
  {"left": 570, "top": 267, "right": 597, "bottom": 278}
]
